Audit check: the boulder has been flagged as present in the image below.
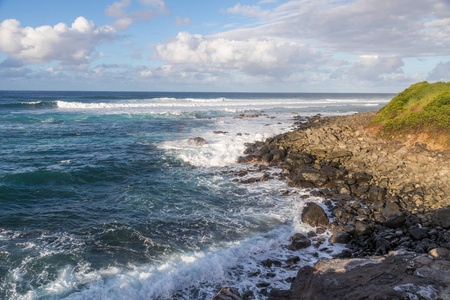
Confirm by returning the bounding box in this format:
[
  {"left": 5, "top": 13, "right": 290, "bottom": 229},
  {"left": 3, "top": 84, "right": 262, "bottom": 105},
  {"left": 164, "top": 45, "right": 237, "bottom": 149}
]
[
  {"left": 301, "top": 202, "right": 329, "bottom": 227},
  {"left": 297, "top": 167, "right": 328, "bottom": 187},
  {"left": 385, "top": 211, "right": 406, "bottom": 228},
  {"left": 329, "top": 231, "right": 351, "bottom": 244},
  {"left": 355, "top": 222, "right": 373, "bottom": 236},
  {"left": 429, "top": 248, "right": 450, "bottom": 260},
  {"left": 433, "top": 207, "right": 450, "bottom": 229},
  {"left": 353, "top": 172, "right": 373, "bottom": 184},
  {"left": 187, "top": 137, "right": 207, "bottom": 146},
  {"left": 289, "top": 233, "right": 312, "bottom": 250},
  {"left": 367, "top": 186, "right": 387, "bottom": 202},
  {"left": 284, "top": 152, "right": 314, "bottom": 171},
  {"left": 212, "top": 287, "right": 243, "bottom": 300},
  {"left": 409, "top": 227, "right": 428, "bottom": 240},
  {"left": 382, "top": 202, "right": 400, "bottom": 217}
]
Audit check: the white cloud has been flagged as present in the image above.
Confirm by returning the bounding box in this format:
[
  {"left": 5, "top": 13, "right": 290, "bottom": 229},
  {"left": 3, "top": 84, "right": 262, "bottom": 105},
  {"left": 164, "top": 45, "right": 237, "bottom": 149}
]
[
  {"left": 154, "top": 32, "right": 325, "bottom": 76},
  {"left": 106, "top": 0, "right": 168, "bottom": 30},
  {"left": 105, "top": 0, "right": 131, "bottom": 18},
  {"left": 348, "top": 55, "right": 404, "bottom": 80},
  {"left": 0, "top": 17, "right": 116, "bottom": 64},
  {"left": 225, "top": 4, "right": 269, "bottom": 18}
]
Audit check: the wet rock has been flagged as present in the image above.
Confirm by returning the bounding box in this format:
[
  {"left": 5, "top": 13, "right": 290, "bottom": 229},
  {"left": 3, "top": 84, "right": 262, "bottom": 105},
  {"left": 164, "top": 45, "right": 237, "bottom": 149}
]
[
  {"left": 242, "top": 290, "right": 254, "bottom": 300},
  {"left": 285, "top": 256, "right": 300, "bottom": 265},
  {"left": 261, "top": 259, "right": 274, "bottom": 268},
  {"left": 187, "top": 137, "right": 207, "bottom": 146},
  {"left": 329, "top": 231, "right": 351, "bottom": 244},
  {"left": 257, "top": 282, "right": 270, "bottom": 288},
  {"left": 289, "top": 233, "right": 312, "bottom": 250},
  {"left": 301, "top": 202, "right": 329, "bottom": 227},
  {"left": 212, "top": 287, "right": 243, "bottom": 300}
]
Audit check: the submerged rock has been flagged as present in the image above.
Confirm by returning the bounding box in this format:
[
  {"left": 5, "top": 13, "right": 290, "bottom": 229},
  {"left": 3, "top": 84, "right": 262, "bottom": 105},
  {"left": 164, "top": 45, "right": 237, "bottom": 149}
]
[
  {"left": 289, "top": 233, "right": 312, "bottom": 250},
  {"left": 187, "top": 137, "right": 207, "bottom": 146}
]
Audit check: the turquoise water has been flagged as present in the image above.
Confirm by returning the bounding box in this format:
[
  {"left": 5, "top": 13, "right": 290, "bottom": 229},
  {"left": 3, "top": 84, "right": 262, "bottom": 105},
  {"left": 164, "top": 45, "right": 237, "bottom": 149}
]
[{"left": 0, "top": 91, "right": 393, "bottom": 299}]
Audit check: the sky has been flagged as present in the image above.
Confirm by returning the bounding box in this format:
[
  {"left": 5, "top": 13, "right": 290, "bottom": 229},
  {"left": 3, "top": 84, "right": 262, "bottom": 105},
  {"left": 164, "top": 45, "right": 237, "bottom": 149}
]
[{"left": 0, "top": 0, "right": 449, "bottom": 93}]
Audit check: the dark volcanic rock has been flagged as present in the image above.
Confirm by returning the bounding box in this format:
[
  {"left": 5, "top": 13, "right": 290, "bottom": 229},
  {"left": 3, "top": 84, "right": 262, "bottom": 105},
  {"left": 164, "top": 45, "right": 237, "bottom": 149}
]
[
  {"left": 382, "top": 202, "right": 401, "bottom": 217},
  {"left": 212, "top": 287, "right": 243, "bottom": 300},
  {"left": 385, "top": 211, "right": 406, "bottom": 228},
  {"left": 301, "top": 202, "right": 329, "bottom": 227},
  {"left": 367, "top": 186, "right": 387, "bottom": 202},
  {"left": 284, "top": 152, "right": 314, "bottom": 171},
  {"left": 329, "top": 230, "right": 351, "bottom": 244},
  {"left": 355, "top": 222, "right": 373, "bottom": 236},
  {"left": 290, "top": 167, "right": 328, "bottom": 187},
  {"left": 353, "top": 172, "right": 373, "bottom": 184},
  {"left": 268, "top": 251, "right": 450, "bottom": 300},
  {"left": 433, "top": 207, "right": 450, "bottom": 229},
  {"left": 409, "top": 227, "right": 428, "bottom": 240},
  {"left": 289, "top": 233, "right": 312, "bottom": 250}
]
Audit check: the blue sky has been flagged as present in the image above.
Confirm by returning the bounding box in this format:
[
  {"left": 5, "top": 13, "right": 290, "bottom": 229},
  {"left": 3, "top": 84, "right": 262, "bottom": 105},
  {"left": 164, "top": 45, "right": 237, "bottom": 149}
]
[{"left": 0, "top": 0, "right": 449, "bottom": 92}]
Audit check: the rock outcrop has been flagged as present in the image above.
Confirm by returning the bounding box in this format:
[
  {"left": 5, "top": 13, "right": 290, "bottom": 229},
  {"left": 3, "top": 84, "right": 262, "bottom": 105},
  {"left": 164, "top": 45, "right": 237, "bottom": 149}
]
[
  {"left": 222, "top": 112, "right": 450, "bottom": 299},
  {"left": 268, "top": 251, "right": 450, "bottom": 300}
]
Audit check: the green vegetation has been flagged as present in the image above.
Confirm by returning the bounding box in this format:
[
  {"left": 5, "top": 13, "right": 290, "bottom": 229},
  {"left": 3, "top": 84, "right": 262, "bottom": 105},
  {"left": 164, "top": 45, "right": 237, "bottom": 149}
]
[{"left": 369, "top": 81, "right": 450, "bottom": 146}]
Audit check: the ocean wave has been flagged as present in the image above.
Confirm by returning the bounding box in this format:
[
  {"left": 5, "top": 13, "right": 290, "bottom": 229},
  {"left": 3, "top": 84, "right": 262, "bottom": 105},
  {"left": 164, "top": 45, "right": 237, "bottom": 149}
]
[{"left": 0, "top": 101, "right": 58, "bottom": 110}]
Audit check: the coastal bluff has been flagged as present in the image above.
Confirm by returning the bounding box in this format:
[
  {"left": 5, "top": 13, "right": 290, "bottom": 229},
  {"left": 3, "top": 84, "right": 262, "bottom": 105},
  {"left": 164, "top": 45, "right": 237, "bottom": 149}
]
[{"left": 213, "top": 82, "right": 450, "bottom": 300}]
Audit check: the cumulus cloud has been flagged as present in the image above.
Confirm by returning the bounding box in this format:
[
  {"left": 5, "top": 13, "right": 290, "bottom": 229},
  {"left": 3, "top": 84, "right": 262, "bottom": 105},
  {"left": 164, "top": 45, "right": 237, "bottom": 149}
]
[
  {"left": 330, "top": 55, "right": 405, "bottom": 82},
  {"left": 106, "top": 0, "right": 168, "bottom": 30},
  {"left": 0, "top": 17, "right": 116, "bottom": 64},
  {"left": 154, "top": 32, "right": 325, "bottom": 77},
  {"left": 349, "top": 55, "right": 404, "bottom": 80}
]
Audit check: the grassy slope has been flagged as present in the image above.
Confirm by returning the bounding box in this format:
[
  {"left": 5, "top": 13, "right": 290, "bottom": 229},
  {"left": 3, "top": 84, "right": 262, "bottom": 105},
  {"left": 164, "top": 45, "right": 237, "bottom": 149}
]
[{"left": 369, "top": 81, "right": 450, "bottom": 147}]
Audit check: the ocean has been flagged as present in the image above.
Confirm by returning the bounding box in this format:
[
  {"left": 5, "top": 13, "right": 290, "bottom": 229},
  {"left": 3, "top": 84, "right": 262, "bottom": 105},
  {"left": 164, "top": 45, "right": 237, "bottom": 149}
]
[{"left": 0, "top": 91, "right": 394, "bottom": 299}]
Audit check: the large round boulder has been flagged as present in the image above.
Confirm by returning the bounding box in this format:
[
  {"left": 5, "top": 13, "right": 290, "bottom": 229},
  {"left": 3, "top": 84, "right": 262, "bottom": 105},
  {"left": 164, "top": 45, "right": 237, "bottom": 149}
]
[
  {"left": 301, "top": 202, "right": 329, "bottom": 227},
  {"left": 433, "top": 207, "right": 450, "bottom": 229}
]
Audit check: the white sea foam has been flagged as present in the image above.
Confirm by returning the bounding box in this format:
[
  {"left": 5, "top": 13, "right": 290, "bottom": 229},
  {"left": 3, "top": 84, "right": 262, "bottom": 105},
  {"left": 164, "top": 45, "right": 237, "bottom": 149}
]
[
  {"left": 53, "top": 219, "right": 342, "bottom": 300},
  {"left": 161, "top": 112, "right": 293, "bottom": 167}
]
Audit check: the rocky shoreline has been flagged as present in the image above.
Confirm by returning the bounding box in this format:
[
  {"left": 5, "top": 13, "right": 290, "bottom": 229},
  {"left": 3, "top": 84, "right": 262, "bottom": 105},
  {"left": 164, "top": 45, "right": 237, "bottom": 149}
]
[{"left": 213, "top": 112, "right": 449, "bottom": 300}]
